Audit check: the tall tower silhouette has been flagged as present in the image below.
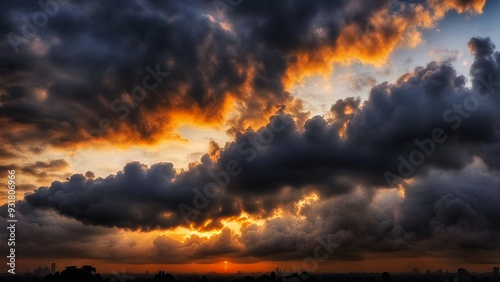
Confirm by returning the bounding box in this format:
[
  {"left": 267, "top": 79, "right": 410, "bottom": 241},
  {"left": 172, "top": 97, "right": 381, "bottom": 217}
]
[
  {"left": 457, "top": 268, "right": 468, "bottom": 282},
  {"left": 51, "top": 263, "right": 55, "bottom": 274}
]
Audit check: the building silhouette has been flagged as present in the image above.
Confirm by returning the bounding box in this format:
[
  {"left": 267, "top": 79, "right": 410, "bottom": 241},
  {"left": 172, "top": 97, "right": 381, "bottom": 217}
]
[
  {"left": 51, "top": 263, "right": 56, "bottom": 274},
  {"left": 494, "top": 267, "right": 499, "bottom": 276},
  {"left": 154, "top": 270, "right": 175, "bottom": 282},
  {"left": 457, "top": 268, "right": 469, "bottom": 282},
  {"left": 33, "top": 266, "right": 51, "bottom": 276}
]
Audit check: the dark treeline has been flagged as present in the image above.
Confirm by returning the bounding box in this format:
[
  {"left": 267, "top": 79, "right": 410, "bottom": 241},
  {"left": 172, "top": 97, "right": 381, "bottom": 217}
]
[{"left": 1, "top": 266, "right": 500, "bottom": 282}]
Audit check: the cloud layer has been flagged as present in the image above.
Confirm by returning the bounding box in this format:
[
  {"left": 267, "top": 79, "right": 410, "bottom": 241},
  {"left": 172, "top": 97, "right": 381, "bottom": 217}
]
[
  {"left": 1, "top": 0, "right": 498, "bottom": 267},
  {"left": 2, "top": 35, "right": 497, "bottom": 263},
  {"left": 0, "top": 0, "right": 488, "bottom": 152}
]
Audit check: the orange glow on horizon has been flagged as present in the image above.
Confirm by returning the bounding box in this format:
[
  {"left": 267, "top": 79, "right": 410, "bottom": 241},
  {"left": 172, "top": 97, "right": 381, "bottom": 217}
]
[{"left": 16, "top": 257, "right": 500, "bottom": 274}]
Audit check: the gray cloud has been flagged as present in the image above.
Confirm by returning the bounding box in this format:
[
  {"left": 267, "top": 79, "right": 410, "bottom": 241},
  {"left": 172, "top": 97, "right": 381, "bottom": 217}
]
[
  {"left": 2, "top": 0, "right": 499, "bottom": 265},
  {"left": 23, "top": 37, "right": 500, "bottom": 231}
]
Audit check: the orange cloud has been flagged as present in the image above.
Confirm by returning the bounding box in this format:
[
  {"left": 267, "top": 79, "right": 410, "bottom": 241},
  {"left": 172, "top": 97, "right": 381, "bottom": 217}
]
[
  {"left": 283, "top": 0, "right": 486, "bottom": 90},
  {"left": 430, "top": 0, "right": 486, "bottom": 18}
]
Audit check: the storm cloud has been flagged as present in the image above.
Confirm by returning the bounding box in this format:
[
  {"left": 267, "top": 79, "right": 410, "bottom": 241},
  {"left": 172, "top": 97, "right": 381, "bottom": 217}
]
[
  {"left": 2, "top": 0, "right": 499, "bottom": 267},
  {"left": 0, "top": 0, "right": 487, "bottom": 152},
  {"left": 11, "top": 36, "right": 499, "bottom": 263}
]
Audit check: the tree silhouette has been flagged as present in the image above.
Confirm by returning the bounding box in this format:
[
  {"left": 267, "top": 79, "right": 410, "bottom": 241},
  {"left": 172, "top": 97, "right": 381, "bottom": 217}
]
[
  {"left": 81, "top": 265, "right": 97, "bottom": 274},
  {"left": 43, "top": 265, "right": 103, "bottom": 282},
  {"left": 381, "top": 272, "right": 393, "bottom": 282}
]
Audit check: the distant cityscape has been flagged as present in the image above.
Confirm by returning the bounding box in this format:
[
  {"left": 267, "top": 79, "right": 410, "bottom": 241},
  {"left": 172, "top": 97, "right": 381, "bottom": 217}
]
[
  {"left": 0, "top": 264, "right": 499, "bottom": 282},
  {"left": 32, "top": 263, "right": 56, "bottom": 276}
]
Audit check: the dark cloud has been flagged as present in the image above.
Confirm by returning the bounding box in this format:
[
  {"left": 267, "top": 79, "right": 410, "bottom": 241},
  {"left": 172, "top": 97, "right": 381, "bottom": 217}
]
[
  {"left": 25, "top": 37, "right": 500, "bottom": 237},
  {"left": 3, "top": 0, "right": 499, "bottom": 265},
  {"left": 26, "top": 162, "right": 191, "bottom": 230},
  {"left": 22, "top": 159, "right": 69, "bottom": 175},
  {"left": 0, "top": 200, "right": 244, "bottom": 264},
  {"left": 1, "top": 0, "right": 337, "bottom": 149},
  {"left": 468, "top": 37, "right": 496, "bottom": 58},
  {"left": 0, "top": 201, "right": 112, "bottom": 259},
  {"left": 11, "top": 161, "right": 500, "bottom": 264},
  {"left": 84, "top": 170, "right": 95, "bottom": 179},
  {"left": 0, "top": 159, "right": 69, "bottom": 182},
  {"left": 398, "top": 162, "right": 500, "bottom": 261},
  {"left": 0, "top": 0, "right": 485, "bottom": 154},
  {"left": 234, "top": 160, "right": 500, "bottom": 262}
]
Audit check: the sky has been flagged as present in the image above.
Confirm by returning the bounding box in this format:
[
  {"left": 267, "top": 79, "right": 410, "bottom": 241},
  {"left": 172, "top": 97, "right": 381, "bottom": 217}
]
[{"left": 1, "top": 0, "right": 500, "bottom": 275}]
